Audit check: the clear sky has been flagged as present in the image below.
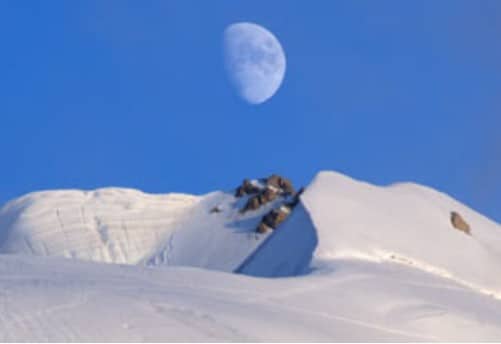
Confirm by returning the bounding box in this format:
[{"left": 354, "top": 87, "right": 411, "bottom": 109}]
[{"left": 1, "top": 1, "right": 500, "bottom": 222}]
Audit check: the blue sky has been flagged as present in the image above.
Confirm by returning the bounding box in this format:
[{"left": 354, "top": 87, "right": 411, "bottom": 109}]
[{"left": 1, "top": 1, "right": 500, "bottom": 221}]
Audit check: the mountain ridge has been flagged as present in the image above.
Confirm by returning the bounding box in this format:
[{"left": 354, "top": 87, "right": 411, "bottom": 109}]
[
  {"left": 1, "top": 170, "right": 501, "bottom": 341},
  {"left": 1, "top": 170, "right": 499, "bottom": 280}
]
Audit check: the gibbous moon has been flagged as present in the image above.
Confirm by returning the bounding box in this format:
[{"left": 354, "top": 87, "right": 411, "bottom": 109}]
[{"left": 223, "top": 22, "right": 286, "bottom": 104}]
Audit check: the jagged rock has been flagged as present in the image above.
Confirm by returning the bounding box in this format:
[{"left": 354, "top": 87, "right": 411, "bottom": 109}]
[
  {"left": 235, "top": 179, "right": 261, "bottom": 197},
  {"left": 241, "top": 187, "right": 279, "bottom": 213},
  {"left": 266, "top": 174, "right": 281, "bottom": 188},
  {"left": 260, "top": 205, "right": 291, "bottom": 231},
  {"left": 239, "top": 175, "right": 297, "bottom": 215},
  {"left": 242, "top": 196, "right": 261, "bottom": 213},
  {"left": 266, "top": 174, "right": 295, "bottom": 195},
  {"left": 257, "top": 222, "right": 271, "bottom": 234},
  {"left": 450, "top": 211, "right": 471, "bottom": 235},
  {"left": 261, "top": 187, "right": 278, "bottom": 203},
  {"left": 281, "top": 180, "right": 295, "bottom": 195}
]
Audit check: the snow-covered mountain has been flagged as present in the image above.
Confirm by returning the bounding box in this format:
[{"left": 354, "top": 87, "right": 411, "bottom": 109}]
[
  {"left": 0, "top": 171, "right": 500, "bottom": 341},
  {"left": 0, "top": 188, "right": 199, "bottom": 264},
  {"left": 0, "top": 187, "right": 277, "bottom": 270}
]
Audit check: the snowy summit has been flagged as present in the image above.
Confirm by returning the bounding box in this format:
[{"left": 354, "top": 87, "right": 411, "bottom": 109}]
[{"left": 0, "top": 171, "right": 500, "bottom": 341}]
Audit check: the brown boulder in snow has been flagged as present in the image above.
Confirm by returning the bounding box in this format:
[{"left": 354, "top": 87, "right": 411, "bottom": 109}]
[
  {"left": 266, "top": 174, "right": 282, "bottom": 188},
  {"left": 450, "top": 211, "right": 471, "bottom": 235},
  {"left": 241, "top": 187, "right": 280, "bottom": 213},
  {"left": 235, "top": 179, "right": 261, "bottom": 197},
  {"left": 281, "top": 180, "right": 295, "bottom": 195},
  {"left": 257, "top": 222, "right": 271, "bottom": 234},
  {"left": 242, "top": 196, "right": 261, "bottom": 213},
  {"left": 238, "top": 175, "right": 299, "bottom": 215},
  {"left": 262, "top": 206, "right": 291, "bottom": 229},
  {"left": 260, "top": 187, "right": 278, "bottom": 203},
  {"left": 266, "top": 175, "right": 295, "bottom": 195},
  {"left": 255, "top": 205, "right": 292, "bottom": 233}
]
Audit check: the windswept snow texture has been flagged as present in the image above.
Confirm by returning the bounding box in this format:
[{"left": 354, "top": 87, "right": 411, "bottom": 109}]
[
  {"left": 0, "top": 188, "right": 199, "bottom": 264},
  {"left": 0, "top": 187, "right": 276, "bottom": 271}
]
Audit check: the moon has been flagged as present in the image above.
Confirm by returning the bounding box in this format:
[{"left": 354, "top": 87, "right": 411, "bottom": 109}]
[{"left": 223, "top": 22, "right": 286, "bottom": 105}]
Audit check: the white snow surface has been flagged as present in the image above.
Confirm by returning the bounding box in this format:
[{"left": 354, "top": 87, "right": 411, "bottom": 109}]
[
  {"left": 0, "top": 188, "right": 200, "bottom": 264},
  {"left": 0, "top": 170, "right": 500, "bottom": 341},
  {"left": 0, "top": 187, "right": 273, "bottom": 270},
  {"left": 1, "top": 255, "right": 501, "bottom": 342},
  {"left": 302, "top": 171, "right": 501, "bottom": 297}
]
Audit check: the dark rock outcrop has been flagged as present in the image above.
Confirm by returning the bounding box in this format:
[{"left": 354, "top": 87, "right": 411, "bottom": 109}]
[
  {"left": 257, "top": 222, "right": 271, "bottom": 234},
  {"left": 240, "top": 186, "right": 280, "bottom": 213},
  {"left": 235, "top": 179, "right": 261, "bottom": 198},
  {"left": 262, "top": 206, "right": 291, "bottom": 229},
  {"left": 266, "top": 174, "right": 295, "bottom": 196},
  {"left": 236, "top": 174, "right": 304, "bottom": 234},
  {"left": 242, "top": 196, "right": 261, "bottom": 212},
  {"left": 450, "top": 211, "right": 471, "bottom": 235},
  {"left": 261, "top": 187, "right": 278, "bottom": 203}
]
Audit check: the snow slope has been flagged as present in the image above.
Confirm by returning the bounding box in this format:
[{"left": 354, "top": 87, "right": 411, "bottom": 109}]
[
  {"left": 303, "top": 172, "right": 501, "bottom": 296},
  {"left": 1, "top": 255, "right": 501, "bottom": 342},
  {"left": 0, "top": 170, "right": 500, "bottom": 341},
  {"left": 144, "top": 190, "right": 279, "bottom": 271}
]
